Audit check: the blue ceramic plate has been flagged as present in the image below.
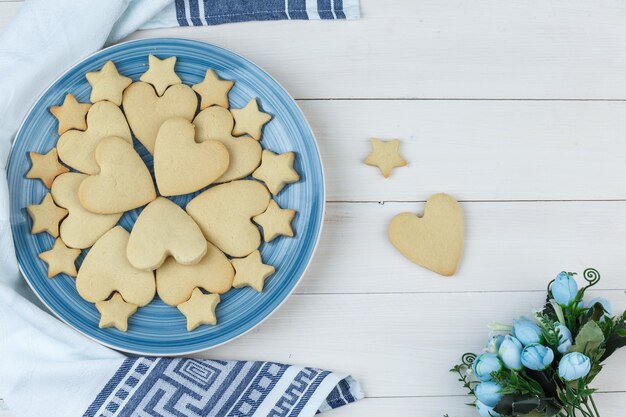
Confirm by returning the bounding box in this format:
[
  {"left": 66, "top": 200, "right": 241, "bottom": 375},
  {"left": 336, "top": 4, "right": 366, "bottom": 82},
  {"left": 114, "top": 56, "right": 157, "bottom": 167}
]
[{"left": 7, "top": 38, "right": 324, "bottom": 355}]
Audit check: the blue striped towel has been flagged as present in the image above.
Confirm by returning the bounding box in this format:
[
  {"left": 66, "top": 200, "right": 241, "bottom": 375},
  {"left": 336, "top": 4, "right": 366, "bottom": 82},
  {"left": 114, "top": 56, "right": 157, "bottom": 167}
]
[{"left": 0, "top": 1, "right": 362, "bottom": 416}]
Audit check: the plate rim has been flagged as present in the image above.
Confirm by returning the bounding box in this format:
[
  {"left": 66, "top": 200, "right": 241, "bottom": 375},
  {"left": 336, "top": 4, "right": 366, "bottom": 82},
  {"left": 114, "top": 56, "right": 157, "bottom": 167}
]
[{"left": 8, "top": 37, "right": 326, "bottom": 356}]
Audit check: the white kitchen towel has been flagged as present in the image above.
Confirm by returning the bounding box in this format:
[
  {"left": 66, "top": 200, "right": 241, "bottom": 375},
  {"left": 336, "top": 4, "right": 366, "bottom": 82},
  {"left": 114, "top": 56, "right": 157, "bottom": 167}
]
[{"left": 0, "top": 1, "right": 362, "bottom": 416}]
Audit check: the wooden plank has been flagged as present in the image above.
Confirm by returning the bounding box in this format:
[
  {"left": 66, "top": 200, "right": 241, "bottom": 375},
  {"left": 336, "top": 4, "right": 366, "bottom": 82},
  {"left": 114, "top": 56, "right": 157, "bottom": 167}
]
[
  {"left": 299, "top": 100, "right": 626, "bottom": 202},
  {"left": 329, "top": 393, "right": 626, "bottom": 417},
  {"left": 121, "top": 0, "right": 626, "bottom": 100},
  {"left": 296, "top": 201, "right": 626, "bottom": 294},
  {"left": 199, "top": 292, "right": 626, "bottom": 397}
]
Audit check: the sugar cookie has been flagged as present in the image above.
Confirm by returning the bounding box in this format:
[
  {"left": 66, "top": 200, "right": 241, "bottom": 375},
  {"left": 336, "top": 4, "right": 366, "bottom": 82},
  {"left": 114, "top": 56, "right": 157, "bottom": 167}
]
[
  {"left": 95, "top": 292, "right": 137, "bottom": 332},
  {"left": 79, "top": 136, "right": 156, "bottom": 214},
  {"left": 76, "top": 226, "right": 156, "bottom": 306},
  {"left": 177, "top": 288, "right": 220, "bottom": 331},
  {"left": 231, "top": 98, "right": 271, "bottom": 140},
  {"left": 127, "top": 197, "right": 207, "bottom": 271},
  {"left": 388, "top": 193, "right": 463, "bottom": 276},
  {"left": 26, "top": 148, "right": 69, "bottom": 188},
  {"left": 57, "top": 101, "right": 132, "bottom": 174},
  {"left": 139, "top": 55, "right": 182, "bottom": 96},
  {"left": 38, "top": 238, "right": 80, "bottom": 278},
  {"left": 186, "top": 180, "right": 270, "bottom": 257},
  {"left": 192, "top": 69, "right": 233, "bottom": 109},
  {"left": 154, "top": 117, "right": 229, "bottom": 196},
  {"left": 122, "top": 82, "right": 197, "bottom": 154},
  {"left": 26, "top": 193, "right": 68, "bottom": 237},
  {"left": 231, "top": 250, "right": 275, "bottom": 292},
  {"left": 85, "top": 61, "right": 132, "bottom": 106},
  {"left": 364, "top": 138, "right": 407, "bottom": 178},
  {"left": 51, "top": 172, "right": 121, "bottom": 249},
  {"left": 194, "top": 106, "right": 262, "bottom": 183},
  {"left": 156, "top": 241, "right": 234, "bottom": 306},
  {"left": 253, "top": 200, "right": 295, "bottom": 242},
  {"left": 49, "top": 93, "right": 91, "bottom": 135},
  {"left": 252, "top": 150, "right": 300, "bottom": 195}
]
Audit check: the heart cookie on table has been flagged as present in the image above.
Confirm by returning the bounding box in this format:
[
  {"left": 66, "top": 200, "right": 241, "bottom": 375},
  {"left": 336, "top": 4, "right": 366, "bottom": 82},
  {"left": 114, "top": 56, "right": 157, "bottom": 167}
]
[{"left": 388, "top": 193, "right": 463, "bottom": 276}]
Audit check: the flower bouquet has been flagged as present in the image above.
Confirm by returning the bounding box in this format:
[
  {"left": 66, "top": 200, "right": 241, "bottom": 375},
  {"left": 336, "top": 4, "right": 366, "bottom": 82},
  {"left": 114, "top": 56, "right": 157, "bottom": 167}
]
[{"left": 449, "top": 269, "right": 626, "bottom": 417}]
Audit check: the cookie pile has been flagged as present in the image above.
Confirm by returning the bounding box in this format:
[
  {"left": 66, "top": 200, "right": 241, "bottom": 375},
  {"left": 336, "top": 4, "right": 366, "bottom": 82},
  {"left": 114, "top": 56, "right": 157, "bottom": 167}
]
[{"left": 25, "top": 55, "right": 300, "bottom": 332}]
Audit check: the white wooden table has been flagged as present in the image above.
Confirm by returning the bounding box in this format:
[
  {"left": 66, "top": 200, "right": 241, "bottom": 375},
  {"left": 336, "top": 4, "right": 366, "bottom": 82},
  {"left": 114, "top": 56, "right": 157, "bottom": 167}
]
[{"left": 2, "top": 1, "right": 626, "bottom": 416}]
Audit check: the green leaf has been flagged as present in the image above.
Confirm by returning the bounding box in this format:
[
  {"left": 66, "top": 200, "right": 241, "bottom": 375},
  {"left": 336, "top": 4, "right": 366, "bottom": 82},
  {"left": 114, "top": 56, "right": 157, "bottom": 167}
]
[{"left": 570, "top": 321, "right": 605, "bottom": 355}]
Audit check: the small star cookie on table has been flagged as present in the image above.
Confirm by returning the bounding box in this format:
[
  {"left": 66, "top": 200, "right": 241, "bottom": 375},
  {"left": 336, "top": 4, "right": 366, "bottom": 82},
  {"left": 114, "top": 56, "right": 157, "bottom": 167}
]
[
  {"left": 177, "top": 288, "right": 220, "bottom": 331},
  {"left": 253, "top": 200, "right": 295, "bottom": 242},
  {"left": 86, "top": 61, "right": 132, "bottom": 105},
  {"left": 26, "top": 193, "right": 68, "bottom": 237},
  {"left": 26, "top": 148, "right": 69, "bottom": 188},
  {"left": 231, "top": 98, "right": 272, "bottom": 140},
  {"left": 38, "top": 238, "right": 80, "bottom": 278},
  {"left": 231, "top": 250, "right": 275, "bottom": 292},
  {"left": 192, "top": 69, "right": 234, "bottom": 109},
  {"left": 95, "top": 292, "right": 138, "bottom": 332},
  {"left": 140, "top": 55, "right": 182, "bottom": 96},
  {"left": 49, "top": 94, "right": 91, "bottom": 134},
  {"left": 252, "top": 150, "right": 300, "bottom": 195},
  {"left": 364, "top": 138, "right": 407, "bottom": 178}
]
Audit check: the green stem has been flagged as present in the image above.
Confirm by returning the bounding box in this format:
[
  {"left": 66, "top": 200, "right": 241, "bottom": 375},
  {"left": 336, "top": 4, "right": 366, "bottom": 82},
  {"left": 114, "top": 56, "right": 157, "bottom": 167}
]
[
  {"left": 589, "top": 394, "right": 601, "bottom": 417},
  {"left": 583, "top": 401, "right": 596, "bottom": 417}
]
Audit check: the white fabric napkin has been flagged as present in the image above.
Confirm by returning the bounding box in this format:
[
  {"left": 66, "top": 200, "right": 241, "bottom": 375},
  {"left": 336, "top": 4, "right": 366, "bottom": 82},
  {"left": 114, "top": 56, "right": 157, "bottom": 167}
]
[{"left": 0, "top": 1, "right": 363, "bottom": 416}]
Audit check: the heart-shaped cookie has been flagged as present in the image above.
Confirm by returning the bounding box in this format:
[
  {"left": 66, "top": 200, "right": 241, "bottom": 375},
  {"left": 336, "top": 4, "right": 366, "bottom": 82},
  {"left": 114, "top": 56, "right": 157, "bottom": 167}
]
[
  {"left": 186, "top": 180, "right": 270, "bottom": 257},
  {"left": 122, "top": 81, "right": 197, "bottom": 154},
  {"left": 154, "top": 117, "right": 229, "bottom": 196},
  {"left": 76, "top": 226, "right": 155, "bottom": 306},
  {"left": 127, "top": 197, "right": 207, "bottom": 271},
  {"left": 51, "top": 172, "right": 121, "bottom": 249},
  {"left": 388, "top": 193, "right": 463, "bottom": 276},
  {"left": 156, "top": 241, "right": 234, "bottom": 306},
  {"left": 194, "top": 106, "right": 262, "bottom": 183},
  {"left": 57, "top": 101, "right": 131, "bottom": 174},
  {"left": 78, "top": 136, "right": 156, "bottom": 214}
]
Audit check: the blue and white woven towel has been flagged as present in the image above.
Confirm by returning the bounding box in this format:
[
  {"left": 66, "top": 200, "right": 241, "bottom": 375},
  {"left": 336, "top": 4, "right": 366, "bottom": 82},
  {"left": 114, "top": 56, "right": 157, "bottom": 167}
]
[{"left": 0, "top": 1, "right": 362, "bottom": 416}]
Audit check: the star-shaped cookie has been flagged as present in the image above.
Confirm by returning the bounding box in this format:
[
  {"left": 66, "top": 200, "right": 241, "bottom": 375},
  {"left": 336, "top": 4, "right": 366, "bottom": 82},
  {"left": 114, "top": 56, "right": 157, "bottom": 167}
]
[
  {"left": 231, "top": 98, "right": 272, "bottom": 140},
  {"left": 231, "top": 250, "right": 275, "bottom": 292},
  {"left": 192, "top": 69, "right": 234, "bottom": 109},
  {"left": 95, "top": 292, "right": 138, "bottom": 332},
  {"left": 86, "top": 61, "right": 132, "bottom": 105},
  {"left": 252, "top": 150, "right": 300, "bottom": 195},
  {"left": 253, "top": 200, "right": 296, "bottom": 242},
  {"left": 140, "top": 55, "right": 182, "bottom": 96},
  {"left": 49, "top": 94, "right": 91, "bottom": 134},
  {"left": 177, "top": 288, "right": 220, "bottom": 331},
  {"left": 26, "top": 193, "right": 68, "bottom": 237},
  {"left": 26, "top": 148, "right": 69, "bottom": 188},
  {"left": 364, "top": 138, "right": 407, "bottom": 178},
  {"left": 38, "top": 238, "right": 80, "bottom": 278}
]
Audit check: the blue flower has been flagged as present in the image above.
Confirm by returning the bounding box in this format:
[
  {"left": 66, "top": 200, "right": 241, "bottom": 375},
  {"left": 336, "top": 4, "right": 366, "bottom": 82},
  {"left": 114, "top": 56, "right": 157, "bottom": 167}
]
[
  {"left": 550, "top": 272, "right": 578, "bottom": 306},
  {"left": 476, "top": 400, "right": 502, "bottom": 417},
  {"left": 498, "top": 335, "right": 523, "bottom": 371},
  {"left": 587, "top": 297, "right": 612, "bottom": 317},
  {"left": 473, "top": 353, "right": 503, "bottom": 382},
  {"left": 558, "top": 352, "right": 591, "bottom": 382},
  {"left": 521, "top": 343, "right": 555, "bottom": 371},
  {"left": 475, "top": 381, "right": 503, "bottom": 407},
  {"left": 485, "top": 335, "right": 504, "bottom": 354},
  {"left": 555, "top": 324, "right": 573, "bottom": 354},
  {"left": 512, "top": 318, "right": 542, "bottom": 346}
]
